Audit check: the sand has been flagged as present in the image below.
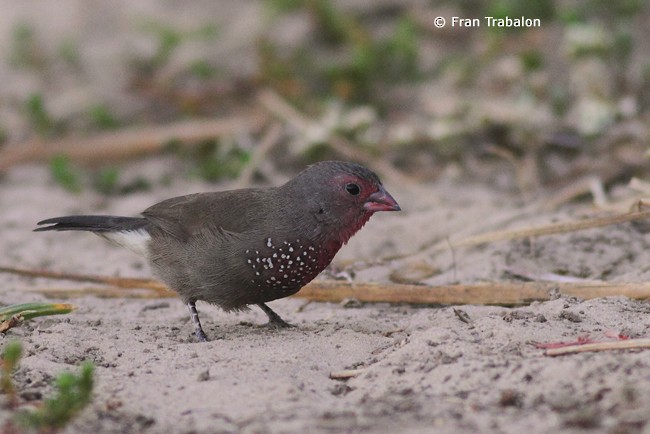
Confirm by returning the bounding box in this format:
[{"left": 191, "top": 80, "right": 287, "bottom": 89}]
[{"left": 2, "top": 160, "right": 650, "bottom": 434}]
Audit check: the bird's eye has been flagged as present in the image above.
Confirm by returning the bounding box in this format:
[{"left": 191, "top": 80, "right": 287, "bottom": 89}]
[{"left": 345, "top": 183, "right": 360, "bottom": 196}]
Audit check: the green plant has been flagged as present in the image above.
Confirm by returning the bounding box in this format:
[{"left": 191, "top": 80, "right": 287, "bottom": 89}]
[
  {"left": 87, "top": 104, "right": 120, "bottom": 130},
  {"left": 1, "top": 341, "right": 22, "bottom": 407},
  {"left": 49, "top": 155, "right": 82, "bottom": 193},
  {"left": 260, "top": 0, "right": 422, "bottom": 104},
  {"left": 0, "top": 302, "right": 76, "bottom": 334},
  {"left": 92, "top": 166, "right": 121, "bottom": 195},
  {"left": 15, "top": 362, "right": 94, "bottom": 432},
  {"left": 9, "top": 23, "right": 45, "bottom": 70},
  {"left": 25, "top": 94, "right": 56, "bottom": 136},
  {"left": 192, "top": 140, "right": 251, "bottom": 181},
  {"left": 138, "top": 20, "right": 219, "bottom": 70}
]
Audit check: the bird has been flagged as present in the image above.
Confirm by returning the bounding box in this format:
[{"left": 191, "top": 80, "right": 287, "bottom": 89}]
[{"left": 35, "top": 160, "right": 401, "bottom": 341}]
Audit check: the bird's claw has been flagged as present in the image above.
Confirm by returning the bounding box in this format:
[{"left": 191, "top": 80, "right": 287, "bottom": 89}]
[{"left": 265, "top": 318, "right": 296, "bottom": 329}]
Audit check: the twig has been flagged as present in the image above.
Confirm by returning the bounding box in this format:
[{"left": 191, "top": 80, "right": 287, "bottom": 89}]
[
  {"left": 545, "top": 338, "right": 650, "bottom": 356},
  {"left": 0, "top": 266, "right": 169, "bottom": 292},
  {"left": 451, "top": 209, "right": 650, "bottom": 248},
  {"left": 295, "top": 280, "right": 650, "bottom": 305},
  {"left": 453, "top": 308, "right": 472, "bottom": 324},
  {"left": 7, "top": 266, "right": 650, "bottom": 306},
  {"left": 23, "top": 287, "right": 175, "bottom": 299},
  {"left": 0, "top": 315, "right": 23, "bottom": 333},
  {"left": 0, "top": 115, "right": 266, "bottom": 171},
  {"left": 329, "top": 368, "right": 364, "bottom": 379}
]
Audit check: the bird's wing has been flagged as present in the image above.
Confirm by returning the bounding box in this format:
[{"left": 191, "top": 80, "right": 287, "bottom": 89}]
[{"left": 142, "top": 189, "right": 270, "bottom": 241}]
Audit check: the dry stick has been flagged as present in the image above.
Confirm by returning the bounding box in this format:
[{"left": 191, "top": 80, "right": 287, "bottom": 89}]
[
  {"left": 451, "top": 208, "right": 650, "bottom": 248},
  {"left": 257, "top": 89, "right": 414, "bottom": 186},
  {"left": 329, "top": 369, "right": 364, "bottom": 380},
  {"left": 295, "top": 280, "right": 650, "bottom": 305},
  {"left": 0, "top": 266, "right": 169, "bottom": 293},
  {"left": 545, "top": 338, "right": 650, "bottom": 357},
  {"left": 0, "top": 115, "right": 266, "bottom": 170},
  {"left": 393, "top": 206, "right": 650, "bottom": 265},
  {"left": 24, "top": 280, "right": 650, "bottom": 305},
  {"left": 23, "top": 287, "right": 175, "bottom": 299},
  {"left": 6, "top": 266, "right": 650, "bottom": 305}
]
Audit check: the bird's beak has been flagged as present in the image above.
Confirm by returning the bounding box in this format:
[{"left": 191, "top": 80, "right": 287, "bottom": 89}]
[{"left": 364, "top": 186, "right": 401, "bottom": 212}]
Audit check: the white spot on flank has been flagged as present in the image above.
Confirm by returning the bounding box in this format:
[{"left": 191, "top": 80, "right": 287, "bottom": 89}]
[
  {"left": 267, "top": 238, "right": 272, "bottom": 247},
  {"left": 101, "top": 229, "right": 151, "bottom": 257}
]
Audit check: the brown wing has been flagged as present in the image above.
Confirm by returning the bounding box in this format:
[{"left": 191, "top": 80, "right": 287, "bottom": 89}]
[{"left": 142, "top": 188, "right": 271, "bottom": 241}]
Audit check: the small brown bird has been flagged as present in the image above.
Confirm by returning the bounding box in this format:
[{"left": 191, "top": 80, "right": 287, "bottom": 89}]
[{"left": 35, "top": 161, "right": 400, "bottom": 341}]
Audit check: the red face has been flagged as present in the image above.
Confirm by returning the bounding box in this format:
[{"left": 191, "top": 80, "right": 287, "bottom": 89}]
[
  {"left": 325, "top": 173, "right": 400, "bottom": 245},
  {"left": 332, "top": 173, "right": 401, "bottom": 213}
]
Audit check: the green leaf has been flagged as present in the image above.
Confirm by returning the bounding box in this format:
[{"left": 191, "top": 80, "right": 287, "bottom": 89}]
[{"left": 0, "top": 302, "right": 75, "bottom": 322}]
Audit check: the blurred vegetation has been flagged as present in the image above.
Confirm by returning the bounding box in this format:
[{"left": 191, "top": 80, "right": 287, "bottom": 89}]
[
  {"left": 1, "top": 0, "right": 649, "bottom": 194},
  {"left": 2, "top": 341, "right": 94, "bottom": 434},
  {"left": 260, "top": 0, "right": 420, "bottom": 105}
]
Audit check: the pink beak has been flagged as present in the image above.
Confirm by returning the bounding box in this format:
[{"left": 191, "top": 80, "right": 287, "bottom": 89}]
[{"left": 364, "top": 186, "right": 401, "bottom": 212}]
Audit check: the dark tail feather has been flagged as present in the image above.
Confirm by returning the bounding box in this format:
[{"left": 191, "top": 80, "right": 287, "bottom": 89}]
[{"left": 34, "top": 215, "right": 149, "bottom": 233}]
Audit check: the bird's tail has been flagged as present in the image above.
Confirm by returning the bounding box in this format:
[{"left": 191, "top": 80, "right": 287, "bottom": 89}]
[
  {"left": 35, "top": 215, "right": 151, "bottom": 256},
  {"left": 35, "top": 215, "right": 148, "bottom": 233}
]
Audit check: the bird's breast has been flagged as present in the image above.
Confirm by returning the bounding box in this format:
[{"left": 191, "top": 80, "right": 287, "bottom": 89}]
[{"left": 243, "top": 237, "right": 339, "bottom": 301}]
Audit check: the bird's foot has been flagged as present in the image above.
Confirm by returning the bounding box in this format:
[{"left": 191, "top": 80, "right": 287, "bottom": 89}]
[
  {"left": 195, "top": 328, "right": 209, "bottom": 342},
  {"left": 187, "top": 301, "right": 209, "bottom": 342},
  {"left": 257, "top": 303, "right": 296, "bottom": 330},
  {"left": 265, "top": 316, "right": 296, "bottom": 330}
]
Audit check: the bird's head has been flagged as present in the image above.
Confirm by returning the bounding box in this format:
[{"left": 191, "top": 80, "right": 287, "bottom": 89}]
[{"left": 286, "top": 161, "right": 400, "bottom": 245}]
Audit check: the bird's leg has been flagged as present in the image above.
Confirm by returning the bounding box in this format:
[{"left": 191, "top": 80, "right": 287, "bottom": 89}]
[
  {"left": 187, "top": 301, "right": 208, "bottom": 342},
  {"left": 257, "top": 303, "right": 295, "bottom": 329}
]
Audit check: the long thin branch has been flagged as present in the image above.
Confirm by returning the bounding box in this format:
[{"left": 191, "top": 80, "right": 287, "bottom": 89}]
[
  {"left": 295, "top": 280, "right": 650, "bottom": 305},
  {"left": 545, "top": 338, "right": 650, "bottom": 356},
  {"left": 406, "top": 208, "right": 650, "bottom": 260},
  {"left": 6, "top": 266, "right": 650, "bottom": 305},
  {"left": 0, "top": 114, "right": 266, "bottom": 170},
  {"left": 0, "top": 266, "right": 168, "bottom": 292},
  {"left": 452, "top": 208, "right": 650, "bottom": 248}
]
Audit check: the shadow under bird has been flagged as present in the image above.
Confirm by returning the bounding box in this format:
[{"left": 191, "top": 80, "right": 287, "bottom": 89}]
[{"left": 35, "top": 161, "right": 401, "bottom": 341}]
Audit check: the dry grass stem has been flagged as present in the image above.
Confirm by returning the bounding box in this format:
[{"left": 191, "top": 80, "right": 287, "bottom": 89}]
[
  {"left": 0, "top": 266, "right": 169, "bottom": 292},
  {"left": 7, "top": 267, "right": 650, "bottom": 306},
  {"left": 24, "top": 287, "right": 176, "bottom": 299},
  {"left": 451, "top": 208, "right": 650, "bottom": 248},
  {"left": 545, "top": 338, "right": 650, "bottom": 356},
  {"left": 296, "top": 280, "right": 650, "bottom": 305},
  {"left": 0, "top": 115, "right": 266, "bottom": 170}
]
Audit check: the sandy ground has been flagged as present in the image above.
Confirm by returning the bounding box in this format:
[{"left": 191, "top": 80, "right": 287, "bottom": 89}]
[{"left": 2, "top": 160, "right": 650, "bottom": 434}]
